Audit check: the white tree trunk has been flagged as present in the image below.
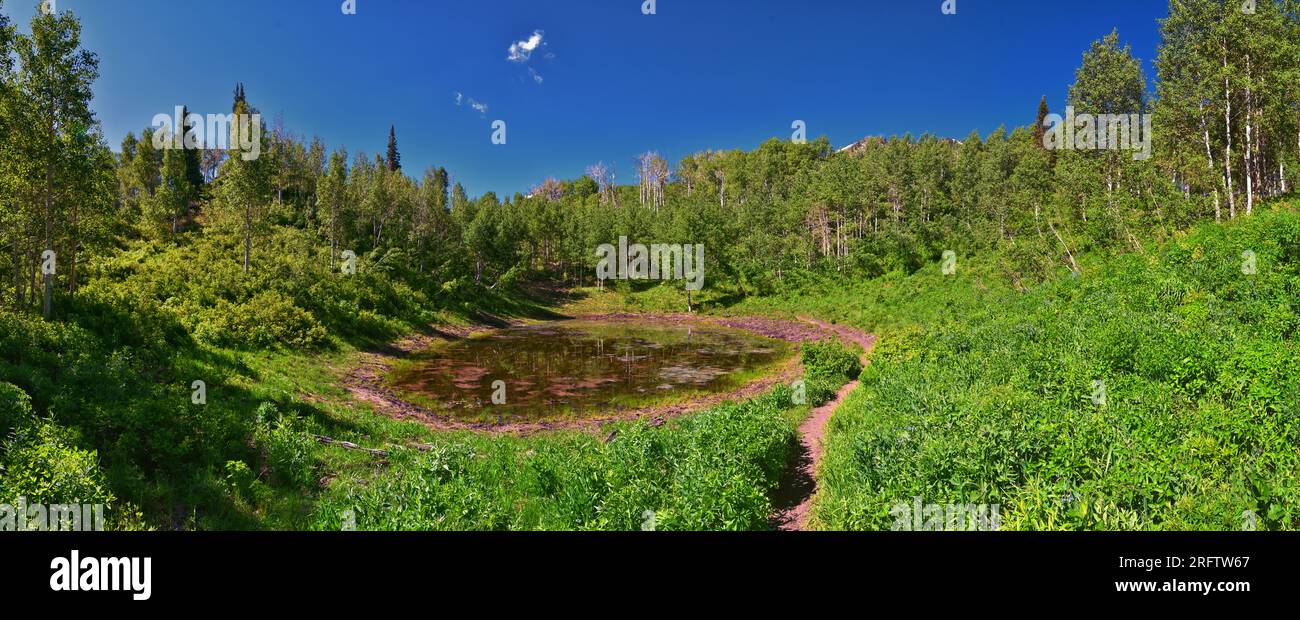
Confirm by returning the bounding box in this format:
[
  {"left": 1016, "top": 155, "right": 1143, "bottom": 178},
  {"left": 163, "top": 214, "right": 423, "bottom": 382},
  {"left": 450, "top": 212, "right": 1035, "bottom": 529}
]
[
  {"left": 1223, "top": 47, "right": 1236, "bottom": 219},
  {"left": 1244, "top": 53, "right": 1254, "bottom": 216},
  {"left": 1200, "top": 99, "right": 1220, "bottom": 221}
]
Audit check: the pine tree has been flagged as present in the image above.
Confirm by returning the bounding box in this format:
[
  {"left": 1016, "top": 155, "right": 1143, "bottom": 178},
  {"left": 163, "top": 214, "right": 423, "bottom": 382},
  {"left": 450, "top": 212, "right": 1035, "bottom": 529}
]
[
  {"left": 1033, "top": 96, "right": 1051, "bottom": 149},
  {"left": 386, "top": 125, "right": 401, "bottom": 172},
  {"left": 180, "top": 105, "right": 204, "bottom": 202}
]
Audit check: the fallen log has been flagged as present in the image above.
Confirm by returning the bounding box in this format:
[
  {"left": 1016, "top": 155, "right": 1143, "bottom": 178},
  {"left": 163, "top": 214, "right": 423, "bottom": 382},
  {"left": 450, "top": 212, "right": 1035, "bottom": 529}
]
[{"left": 313, "top": 434, "right": 389, "bottom": 457}]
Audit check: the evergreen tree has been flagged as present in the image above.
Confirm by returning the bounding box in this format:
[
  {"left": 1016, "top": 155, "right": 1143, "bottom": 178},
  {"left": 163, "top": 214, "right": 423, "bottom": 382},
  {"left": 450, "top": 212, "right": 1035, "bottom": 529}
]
[
  {"left": 386, "top": 125, "right": 401, "bottom": 172},
  {"left": 181, "top": 105, "right": 204, "bottom": 198},
  {"left": 1033, "top": 96, "right": 1051, "bottom": 149}
]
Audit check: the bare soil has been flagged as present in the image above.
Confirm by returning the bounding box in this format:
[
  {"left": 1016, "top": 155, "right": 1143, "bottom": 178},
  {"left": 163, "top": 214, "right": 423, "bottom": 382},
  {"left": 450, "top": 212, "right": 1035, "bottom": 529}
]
[{"left": 770, "top": 317, "right": 877, "bottom": 531}]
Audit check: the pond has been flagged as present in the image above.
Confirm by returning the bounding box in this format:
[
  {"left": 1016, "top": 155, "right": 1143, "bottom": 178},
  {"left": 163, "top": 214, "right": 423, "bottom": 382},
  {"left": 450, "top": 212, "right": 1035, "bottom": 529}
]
[{"left": 386, "top": 319, "right": 793, "bottom": 423}]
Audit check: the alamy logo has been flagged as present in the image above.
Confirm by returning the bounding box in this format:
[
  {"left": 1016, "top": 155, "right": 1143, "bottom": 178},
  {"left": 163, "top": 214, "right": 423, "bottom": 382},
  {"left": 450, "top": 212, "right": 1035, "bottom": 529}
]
[
  {"left": 791, "top": 380, "right": 807, "bottom": 405},
  {"left": 791, "top": 120, "right": 807, "bottom": 145},
  {"left": 596, "top": 236, "right": 705, "bottom": 291},
  {"left": 941, "top": 250, "right": 957, "bottom": 276},
  {"left": 1, "top": 497, "right": 105, "bottom": 531},
  {"left": 891, "top": 497, "right": 1001, "bottom": 531},
  {"left": 1041, "top": 106, "right": 1152, "bottom": 161},
  {"left": 151, "top": 106, "right": 262, "bottom": 161},
  {"left": 50, "top": 550, "right": 151, "bottom": 601},
  {"left": 1091, "top": 379, "right": 1108, "bottom": 407},
  {"left": 1241, "top": 250, "right": 1257, "bottom": 275}
]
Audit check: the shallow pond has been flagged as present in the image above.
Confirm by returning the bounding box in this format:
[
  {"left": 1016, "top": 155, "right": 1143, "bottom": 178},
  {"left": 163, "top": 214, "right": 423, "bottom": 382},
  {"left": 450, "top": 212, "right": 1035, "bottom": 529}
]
[{"left": 387, "top": 319, "right": 793, "bottom": 423}]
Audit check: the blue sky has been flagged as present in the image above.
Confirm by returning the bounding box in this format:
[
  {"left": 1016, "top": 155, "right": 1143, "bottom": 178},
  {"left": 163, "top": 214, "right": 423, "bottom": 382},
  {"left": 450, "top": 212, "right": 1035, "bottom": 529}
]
[{"left": 6, "top": 0, "right": 1169, "bottom": 197}]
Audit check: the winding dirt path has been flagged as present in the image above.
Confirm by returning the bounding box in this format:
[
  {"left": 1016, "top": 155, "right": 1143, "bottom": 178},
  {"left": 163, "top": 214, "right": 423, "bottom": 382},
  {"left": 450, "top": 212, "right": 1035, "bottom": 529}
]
[{"left": 770, "top": 318, "right": 876, "bottom": 531}]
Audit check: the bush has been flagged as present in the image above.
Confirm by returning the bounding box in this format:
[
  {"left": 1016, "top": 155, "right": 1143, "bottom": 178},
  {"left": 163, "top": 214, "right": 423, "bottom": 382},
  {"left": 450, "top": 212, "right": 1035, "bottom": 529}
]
[
  {"left": 0, "top": 382, "right": 35, "bottom": 436},
  {"left": 253, "top": 403, "right": 317, "bottom": 488},
  {"left": 1, "top": 422, "right": 114, "bottom": 507},
  {"left": 801, "top": 339, "right": 862, "bottom": 382},
  {"left": 309, "top": 383, "right": 817, "bottom": 531},
  {"left": 196, "top": 292, "right": 328, "bottom": 350}
]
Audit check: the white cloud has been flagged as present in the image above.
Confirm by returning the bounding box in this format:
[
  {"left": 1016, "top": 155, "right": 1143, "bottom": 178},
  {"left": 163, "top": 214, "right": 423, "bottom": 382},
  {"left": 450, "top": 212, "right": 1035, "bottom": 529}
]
[
  {"left": 507, "top": 29, "right": 550, "bottom": 85},
  {"left": 507, "top": 30, "right": 545, "bottom": 63},
  {"left": 454, "top": 92, "right": 488, "bottom": 117}
]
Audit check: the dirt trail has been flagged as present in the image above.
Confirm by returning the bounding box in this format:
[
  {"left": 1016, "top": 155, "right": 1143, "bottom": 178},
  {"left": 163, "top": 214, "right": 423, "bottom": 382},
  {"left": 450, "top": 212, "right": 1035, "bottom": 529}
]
[{"left": 770, "top": 318, "right": 876, "bottom": 531}]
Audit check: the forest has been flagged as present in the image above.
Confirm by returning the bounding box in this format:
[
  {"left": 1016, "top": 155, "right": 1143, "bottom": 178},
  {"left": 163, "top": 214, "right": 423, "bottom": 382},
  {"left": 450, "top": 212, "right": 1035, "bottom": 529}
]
[{"left": 1, "top": 0, "right": 1298, "bottom": 530}]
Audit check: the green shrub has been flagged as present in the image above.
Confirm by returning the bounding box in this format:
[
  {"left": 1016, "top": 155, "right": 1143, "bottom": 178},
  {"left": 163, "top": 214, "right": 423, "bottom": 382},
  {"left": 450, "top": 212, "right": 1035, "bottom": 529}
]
[
  {"left": 253, "top": 403, "right": 317, "bottom": 488},
  {"left": 0, "top": 382, "right": 34, "bottom": 436},
  {"left": 814, "top": 206, "right": 1300, "bottom": 531},
  {"left": 801, "top": 339, "right": 862, "bottom": 382},
  {"left": 1, "top": 422, "right": 114, "bottom": 507},
  {"left": 309, "top": 380, "right": 821, "bottom": 531},
  {"left": 196, "top": 292, "right": 328, "bottom": 349}
]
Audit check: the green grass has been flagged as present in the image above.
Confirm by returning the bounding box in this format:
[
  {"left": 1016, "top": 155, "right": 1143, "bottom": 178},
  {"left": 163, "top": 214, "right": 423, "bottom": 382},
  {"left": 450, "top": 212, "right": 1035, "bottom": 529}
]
[
  {"left": 581, "top": 199, "right": 1300, "bottom": 531},
  {"left": 810, "top": 201, "right": 1300, "bottom": 530},
  {"left": 306, "top": 341, "right": 856, "bottom": 531},
  {"left": 0, "top": 225, "right": 852, "bottom": 530},
  {"left": 8, "top": 191, "right": 1296, "bottom": 531}
]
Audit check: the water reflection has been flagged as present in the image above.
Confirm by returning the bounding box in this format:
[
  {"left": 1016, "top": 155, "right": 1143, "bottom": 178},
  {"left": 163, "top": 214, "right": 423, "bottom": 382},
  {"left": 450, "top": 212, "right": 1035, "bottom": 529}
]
[{"left": 388, "top": 320, "right": 790, "bottom": 422}]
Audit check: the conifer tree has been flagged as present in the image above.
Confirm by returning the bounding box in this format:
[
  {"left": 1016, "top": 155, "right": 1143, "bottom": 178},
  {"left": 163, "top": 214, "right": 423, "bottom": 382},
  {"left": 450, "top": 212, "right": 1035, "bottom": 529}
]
[
  {"left": 1033, "top": 96, "right": 1051, "bottom": 149},
  {"left": 386, "top": 125, "right": 401, "bottom": 172},
  {"left": 181, "top": 105, "right": 205, "bottom": 197}
]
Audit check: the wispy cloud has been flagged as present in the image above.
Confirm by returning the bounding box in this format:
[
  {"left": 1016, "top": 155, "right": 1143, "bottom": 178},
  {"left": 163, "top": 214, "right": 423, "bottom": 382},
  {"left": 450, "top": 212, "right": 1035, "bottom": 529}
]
[
  {"left": 507, "top": 29, "right": 550, "bottom": 85},
  {"left": 454, "top": 92, "right": 489, "bottom": 117},
  {"left": 507, "top": 30, "right": 545, "bottom": 63}
]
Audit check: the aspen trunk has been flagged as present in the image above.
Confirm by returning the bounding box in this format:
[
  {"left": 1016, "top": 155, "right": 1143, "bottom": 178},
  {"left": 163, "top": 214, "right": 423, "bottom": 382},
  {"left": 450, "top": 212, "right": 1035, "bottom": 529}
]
[
  {"left": 243, "top": 201, "right": 252, "bottom": 274},
  {"left": 1244, "top": 53, "right": 1254, "bottom": 216},
  {"left": 1199, "top": 98, "right": 1220, "bottom": 221},
  {"left": 1223, "top": 47, "right": 1236, "bottom": 219}
]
